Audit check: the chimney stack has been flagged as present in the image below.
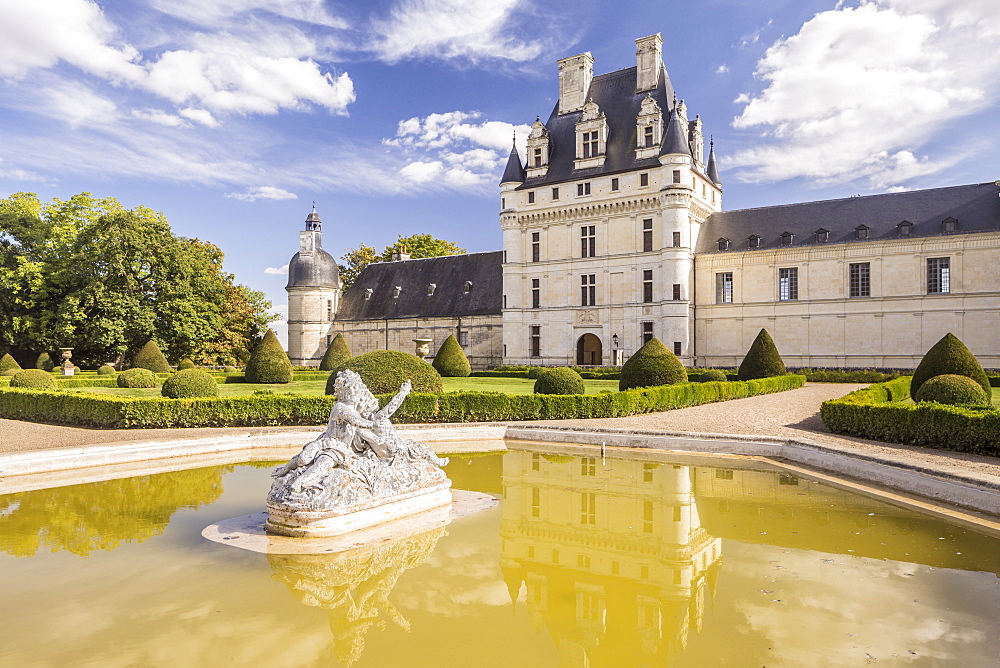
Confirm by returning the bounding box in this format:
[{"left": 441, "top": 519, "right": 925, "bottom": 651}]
[
  {"left": 557, "top": 52, "right": 594, "bottom": 114},
  {"left": 635, "top": 34, "right": 663, "bottom": 92}
]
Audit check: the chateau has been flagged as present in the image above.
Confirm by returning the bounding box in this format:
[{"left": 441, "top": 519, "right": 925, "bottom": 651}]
[{"left": 287, "top": 34, "right": 1000, "bottom": 370}]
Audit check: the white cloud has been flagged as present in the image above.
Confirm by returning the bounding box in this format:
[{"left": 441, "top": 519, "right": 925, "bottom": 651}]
[
  {"left": 148, "top": 0, "right": 347, "bottom": 30},
  {"left": 179, "top": 108, "right": 219, "bottom": 127},
  {"left": 226, "top": 186, "right": 299, "bottom": 201},
  {"left": 716, "top": 64, "right": 729, "bottom": 74},
  {"left": 0, "top": 157, "right": 47, "bottom": 183},
  {"left": 264, "top": 264, "right": 289, "bottom": 275},
  {"left": 369, "top": 0, "right": 543, "bottom": 64},
  {"left": 728, "top": 0, "right": 1000, "bottom": 188},
  {"left": 399, "top": 160, "right": 444, "bottom": 183}
]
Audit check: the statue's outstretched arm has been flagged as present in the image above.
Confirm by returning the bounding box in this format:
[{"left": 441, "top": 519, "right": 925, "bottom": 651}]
[
  {"left": 337, "top": 404, "right": 377, "bottom": 429},
  {"left": 380, "top": 380, "right": 411, "bottom": 419}
]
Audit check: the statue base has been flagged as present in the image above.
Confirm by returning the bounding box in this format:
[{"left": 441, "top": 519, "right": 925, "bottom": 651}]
[{"left": 265, "top": 481, "right": 453, "bottom": 538}]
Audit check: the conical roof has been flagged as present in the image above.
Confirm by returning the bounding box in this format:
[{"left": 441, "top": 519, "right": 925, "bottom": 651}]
[
  {"left": 659, "top": 104, "right": 691, "bottom": 157},
  {"left": 706, "top": 138, "right": 721, "bottom": 184},
  {"left": 500, "top": 141, "right": 525, "bottom": 184}
]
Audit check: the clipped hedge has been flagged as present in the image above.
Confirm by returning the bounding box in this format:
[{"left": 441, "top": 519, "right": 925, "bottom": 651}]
[
  {"left": 10, "top": 369, "right": 57, "bottom": 390},
  {"left": 118, "top": 367, "right": 159, "bottom": 388},
  {"left": 915, "top": 374, "right": 990, "bottom": 407},
  {"left": 534, "top": 367, "right": 585, "bottom": 395},
  {"left": 97, "top": 365, "right": 117, "bottom": 376},
  {"left": 162, "top": 369, "right": 219, "bottom": 398},
  {"left": 911, "top": 332, "right": 990, "bottom": 398},
  {"left": 331, "top": 350, "right": 443, "bottom": 395},
  {"left": 0, "top": 374, "right": 805, "bottom": 428},
  {"left": 820, "top": 376, "right": 1000, "bottom": 455}
]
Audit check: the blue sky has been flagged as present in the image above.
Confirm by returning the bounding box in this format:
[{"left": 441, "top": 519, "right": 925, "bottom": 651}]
[{"left": 2, "top": 0, "right": 998, "bottom": 344}]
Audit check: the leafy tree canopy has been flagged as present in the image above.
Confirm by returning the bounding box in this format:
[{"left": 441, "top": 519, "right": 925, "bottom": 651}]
[{"left": 338, "top": 233, "right": 466, "bottom": 290}]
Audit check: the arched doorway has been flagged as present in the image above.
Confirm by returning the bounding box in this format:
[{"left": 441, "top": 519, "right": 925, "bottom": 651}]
[{"left": 576, "top": 333, "right": 603, "bottom": 366}]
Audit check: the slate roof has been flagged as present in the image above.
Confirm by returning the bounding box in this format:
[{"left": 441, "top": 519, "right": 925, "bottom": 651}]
[
  {"left": 336, "top": 251, "right": 503, "bottom": 321},
  {"left": 697, "top": 182, "right": 1000, "bottom": 254},
  {"left": 517, "top": 66, "right": 678, "bottom": 189},
  {"left": 659, "top": 105, "right": 690, "bottom": 156},
  {"left": 501, "top": 144, "right": 526, "bottom": 184},
  {"left": 286, "top": 246, "right": 340, "bottom": 289}
]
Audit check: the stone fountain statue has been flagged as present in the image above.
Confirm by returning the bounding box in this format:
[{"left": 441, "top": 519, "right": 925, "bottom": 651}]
[{"left": 266, "top": 369, "right": 452, "bottom": 537}]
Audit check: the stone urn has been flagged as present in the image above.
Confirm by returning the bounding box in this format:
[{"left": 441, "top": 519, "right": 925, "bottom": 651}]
[
  {"left": 59, "top": 347, "right": 74, "bottom": 376},
  {"left": 413, "top": 338, "right": 433, "bottom": 361}
]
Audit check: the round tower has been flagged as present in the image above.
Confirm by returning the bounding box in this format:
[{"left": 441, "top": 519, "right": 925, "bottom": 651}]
[{"left": 285, "top": 204, "right": 341, "bottom": 366}]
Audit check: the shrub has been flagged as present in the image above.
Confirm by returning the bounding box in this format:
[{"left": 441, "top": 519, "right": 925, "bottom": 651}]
[
  {"left": 620, "top": 338, "right": 687, "bottom": 390},
  {"left": 737, "top": 329, "right": 786, "bottom": 380},
  {"left": 699, "top": 369, "right": 728, "bottom": 382},
  {"left": 10, "top": 369, "right": 57, "bottom": 390},
  {"left": 914, "top": 374, "right": 990, "bottom": 407},
  {"left": 534, "top": 367, "right": 585, "bottom": 395},
  {"left": 162, "top": 369, "right": 219, "bottom": 398},
  {"left": 910, "top": 333, "right": 990, "bottom": 398},
  {"left": 223, "top": 366, "right": 238, "bottom": 373},
  {"left": 117, "top": 367, "right": 159, "bottom": 388},
  {"left": 97, "top": 365, "right": 116, "bottom": 376},
  {"left": 329, "top": 350, "right": 443, "bottom": 395},
  {"left": 432, "top": 335, "right": 472, "bottom": 377},
  {"left": 2, "top": 369, "right": 18, "bottom": 377},
  {"left": 244, "top": 329, "right": 293, "bottom": 384},
  {"left": 0, "top": 353, "right": 22, "bottom": 374},
  {"left": 35, "top": 352, "right": 55, "bottom": 372},
  {"left": 527, "top": 367, "right": 546, "bottom": 379},
  {"left": 178, "top": 358, "right": 197, "bottom": 370},
  {"left": 319, "top": 333, "right": 352, "bottom": 371},
  {"left": 133, "top": 341, "right": 172, "bottom": 373}
]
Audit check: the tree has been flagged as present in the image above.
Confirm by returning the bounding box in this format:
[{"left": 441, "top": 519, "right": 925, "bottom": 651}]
[
  {"left": 737, "top": 329, "right": 786, "bottom": 380},
  {"left": 432, "top": 334, "right": 471, "bottom": 377},
  {"left": 320, "top": 333, "right": 352, "bottom": 371},
  {"left": 244, "top": 329, "right": 293, "bottom": 383},
  {"left": 337, "top": 234, "right": 466, "bottom": 290}
]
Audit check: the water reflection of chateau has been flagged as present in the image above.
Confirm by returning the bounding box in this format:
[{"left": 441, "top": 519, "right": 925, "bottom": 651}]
[{"left": 499, "top": 450, "right": 722, "bottom": 665}]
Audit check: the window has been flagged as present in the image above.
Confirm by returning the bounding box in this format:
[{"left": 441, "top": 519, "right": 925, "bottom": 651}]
[
  {"left": 642, "top": 462, "right": 656, "bottom": 482},
  {"left": 748, "top": 234, "right": 761, "bottom": 249},
  {"left": 927, "top": 257, "right": 950, "bottom": 294},
  {"left": 778, "top": 474, "right": 799, "bottom": 486},
  {"left": 640, "top": 173, "right": 649, "bottom": 187},
  {"left": 849, "top": 262, "right": 870, "bottom": 298},
  {"left": 501, "top": 197, "right": 505, "bottom": 209},
  {"left": 531, "top": 232, "right": 540, "bottom": 262},
  {"left": 529, "top": 325, "right": 541, "bottom": 357},
  {"left": 855, "top": 224, "right": 870, "bottom": 240},
  {"left": 326, "top": 300, "right": 333, "bottom": 320},
  {"left": 672, "top": 170, "right": 681, "bottom": 184},
  {"left": 531, "top": 487, "right": 540, "bottom": 517},
  {"left": 672, "top": 231, "right": 681, "bottom": 247},
  {"left": 611, "top": 177, "right": 619, "bottom": 191},
  {"left": 463, "top": 280, "right": 473, "bottom": 293},
  {"left": 458, "top": 331, "right": 468, "bottom": 347},
  {"left": 717, "top": 237, "right": 729, "bottom": 252},
  {"left": 898, "top": 220, "right": 913, "bottom": 236},
  {"left": 552, "top": 187, "right": 559, "bottom": 200},
  {"left": 642, "top": 269, "right": 653, "bottom": 302},
  {"left": 531, "top": 453, "right": 540, "bottom": 471},
  {"left": 642, "top": 500, "right": 653, "bottom": 533},
  {"left": 531, "top": 278, "right": 540, "bottom": 308},
  {"left": 326, "top": 335, "right": 331, "bottom": 346},
  {"left": 643, "top": 125, "right": 654, "bottom": 147},
  {"left": 941, "top": 217, "right": 958, "bottom": 233},
  {"left": 581, "top": 274, "right": 596, "bottom": 306},
  {"left": 672, "top": 283, "right": 681, "bottom": 301},
  {"left": 716, "top": 469, "right": 734, "bottom": 480},
  {"left": 392, "top": 285, "right": 402, "bottom": 298},
  {"left": 643, "top": 218, "right": 653, "bottom": 252},
  {"left": 582, "top": 131, "right": 599, "bottom": 158},
  {"left": 779, "top": 267, "right": 798, "bottom": 300},
  {"left": 580, "top": 225, "right": 596, "bottom": 258},
  {"left": 673, "top": 341, "right": 682, "bottom": 356},
  {"left": 641, "top": 322, "right": 653, "bottom": 345},
  {"left": 528, "top": 191, "right": 535, "bottom": 204},
  {"left": 577, "top": 182, "right": 591, "bottom": 196},
  {"left": 716, "top": 272, "right": 733, "bottom": 303},
  {"left": 780, "top": 231, "right": 794, "bottom": 246},
  {"left": 815, "top": 228, "right": 829, "bottom": 243},
  {"left": 426, "top": 283, "right": 436, "bottom": 296},
  {"left": 533, "top": 148, "right": 542, "bottom": 167},
  {"left": 673, "top": 506, "right": 682, "bottom": 522},
  {"left": 581, "top": 457, "right": 596, "bottom": 476},
  {"left": 580, "top": 492, "right": 596, "bottom": 524},
  {"left": 364, "top": 288, "right": 373, "bottom": 300}
]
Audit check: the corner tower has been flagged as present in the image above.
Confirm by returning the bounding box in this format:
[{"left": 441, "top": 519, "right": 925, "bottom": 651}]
[{"left": 285, "top": 204, "right": 341, "bottom": 366}]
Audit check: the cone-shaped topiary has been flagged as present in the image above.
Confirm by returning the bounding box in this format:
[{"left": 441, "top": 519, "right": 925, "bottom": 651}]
[
  {"left": 117, "top": 367, "right": 159, "bottom": 388},
  {"left": 432, "top": 334, "right": 472, "bottom": 377},
  {"left": 699, "top": 369, "right": 728, "bottom": 382},
  {"left": 329, "top": 350, "right": 443, "bottom": 396},
  {"left": 244, "top": 329, "right": 294, "bottom": 383},
  {"left": 619, "top": 338, "right": 687, "bottom": 390},
  {"left": 737, "top": 329, "right": 786, "bottom": 380},
  {"left": 915, "top": 374, "right": 990, "bottom": 407},
  {"left": 10, "top": 369, "right": 57, "bottom": 390},
  {"left": 534, "top": 367, "right": 585, "bottom": 394},
  {"left": 35, "top": 352, "right": 55, "bottom": 372},
  {"left": 162, "top": 369, "right": 219, "bottom": 398},
  {"left": 0, "top": 353, "right": 22, "bottom": 374},
  {"left": 319, "top": 333, "right": 352, "bottom": 371},
  {"left": 177, "top": 358, "right": 197, "bottom": 370},
  {"left": 2, "top": 369, "right": 19, "bottom": 376},
  {"left": 133, "top": 340, "right": 172, "bottom": 373},
  {"left": 910, "top": 333, "right": 990, "bottom": 398}
]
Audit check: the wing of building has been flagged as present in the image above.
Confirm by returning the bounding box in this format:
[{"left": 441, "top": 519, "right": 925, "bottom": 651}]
[{"left": 286, "top": 33, "right": 1000, "bottom": 370}]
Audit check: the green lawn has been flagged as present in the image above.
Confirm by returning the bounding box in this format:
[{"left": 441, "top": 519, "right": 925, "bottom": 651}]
[
  {"left": 993, "top": 387, "right": 999, "bottom": 407},
  {"left": 63, "top": 376, "right": 622, "bottom": 398}
]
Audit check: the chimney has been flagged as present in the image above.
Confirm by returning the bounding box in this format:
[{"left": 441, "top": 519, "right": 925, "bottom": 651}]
[
  {"left": 635, "top": 34, "right": 663, "bottom": 92},
  {"left": 557, "top": 52, "right": 594, "bottom": 114}
]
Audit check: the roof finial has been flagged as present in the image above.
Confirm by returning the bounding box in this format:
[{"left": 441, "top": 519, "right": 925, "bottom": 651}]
[{"left": 311, "top": 200, "right": 316, "bottom": 212}]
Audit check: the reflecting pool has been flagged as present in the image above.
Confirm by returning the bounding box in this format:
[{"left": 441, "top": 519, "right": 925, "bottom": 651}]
[{"left": 1, "top": 447, "right": 998, "bottom": 666}]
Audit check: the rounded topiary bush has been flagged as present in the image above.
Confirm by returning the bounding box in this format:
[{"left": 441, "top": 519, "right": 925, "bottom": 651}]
[
  {"left": 35, "top": 352, "right": 55, "bottom": 372},
  {"left": 914, "top": 374, "right": 990, "bottom": 407},
  {"left": 533, "top": 367, "right": 585, "bottom": 395},
  {"left": 911, "top": 333, "right": 990, "bottom": 398},
  {"left": 177, "top": 358, "right": 197, "bottom": 370},
  {"left": 97, "top": 365, "right": 116, "bottom": 376},
  {"left": 527, "top": 367, "right": 545, "bottom": 379},
  {"left": 117, "top": 367, "right": 159, "bottom": 388},
  {"left": 432, "top": 334, "right": 472, "bottom": 377},
  {"left": 3, "top": 368, "right": 20, "bottom": 377},
  {"left": 737, "top": 329, "right": 786, "bottom": 380},
  {"left": 244, "top": 329, "right": 293, "bottom": 383},
  {"left": 0, "top": 353, "right": 22, "bottom": 374},
  {"left": 329, "top": 350, "right": 443, "bottom": 396},
  {"left": 223, "top": 365, "right": 238, "bottom": 373},
  {"left": 620, "top": 338, "right": 687, "bottom": 390},
  {"left": 10, "top": 369, "right": 57, "bottom": 390},
  {"left": 161, "top": 369, "right": 219, "bottom": 398},
  {"left": 132, "top": 341, "right": 172, "bottom": 373},
  {"left": 319, "top": 333, "right": 352, "bottom": 371},
  {"left": 700, "top": 369, "right": 728, "bottom": 382}
]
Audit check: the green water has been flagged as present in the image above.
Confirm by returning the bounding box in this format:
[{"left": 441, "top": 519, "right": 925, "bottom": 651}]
[{"left": 0, "top": 448, "right": 998, "bottom": 666}]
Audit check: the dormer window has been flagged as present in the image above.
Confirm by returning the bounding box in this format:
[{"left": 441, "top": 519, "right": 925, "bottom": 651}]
[
  {"left": 780, "top": 232, "right": 794, "bottom": 247},
  {"left": 392, "top": 286, "right": 401, "bottom": 298},
  {"left": 815, "top": 228, "right": 830, "bottom": 243},
  {"left": 717, "top": 237, "right": 730, "bottom": 252},
  {"left": 525, "top": 117, "right": 550, "bottom": 178},
  {"left": 575, "top": 100, "right": 608, "bottom": 169},
  {"left": 941, "top": 216, "right": 958, "bottom": 233},
  {"left": 855, "top": 224, "right": 870, "bottom": 240},
  {"left": 364, "top": 288, "right": 373, "bottom": 300},
  {"left": 748, "top": 234, "right": 761, "bottom": 249},
  {"left": 427, "top": 283, "right": 436, "bottom": 296},
  {"left": 463, "top": 281, "right": 473, "bottom": 293},
  {"left": 634, "top": 94, "right": 663, "bottom": 159},
  {"left": 898, "top": 220, "right": 913, "bottom": 236}
]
